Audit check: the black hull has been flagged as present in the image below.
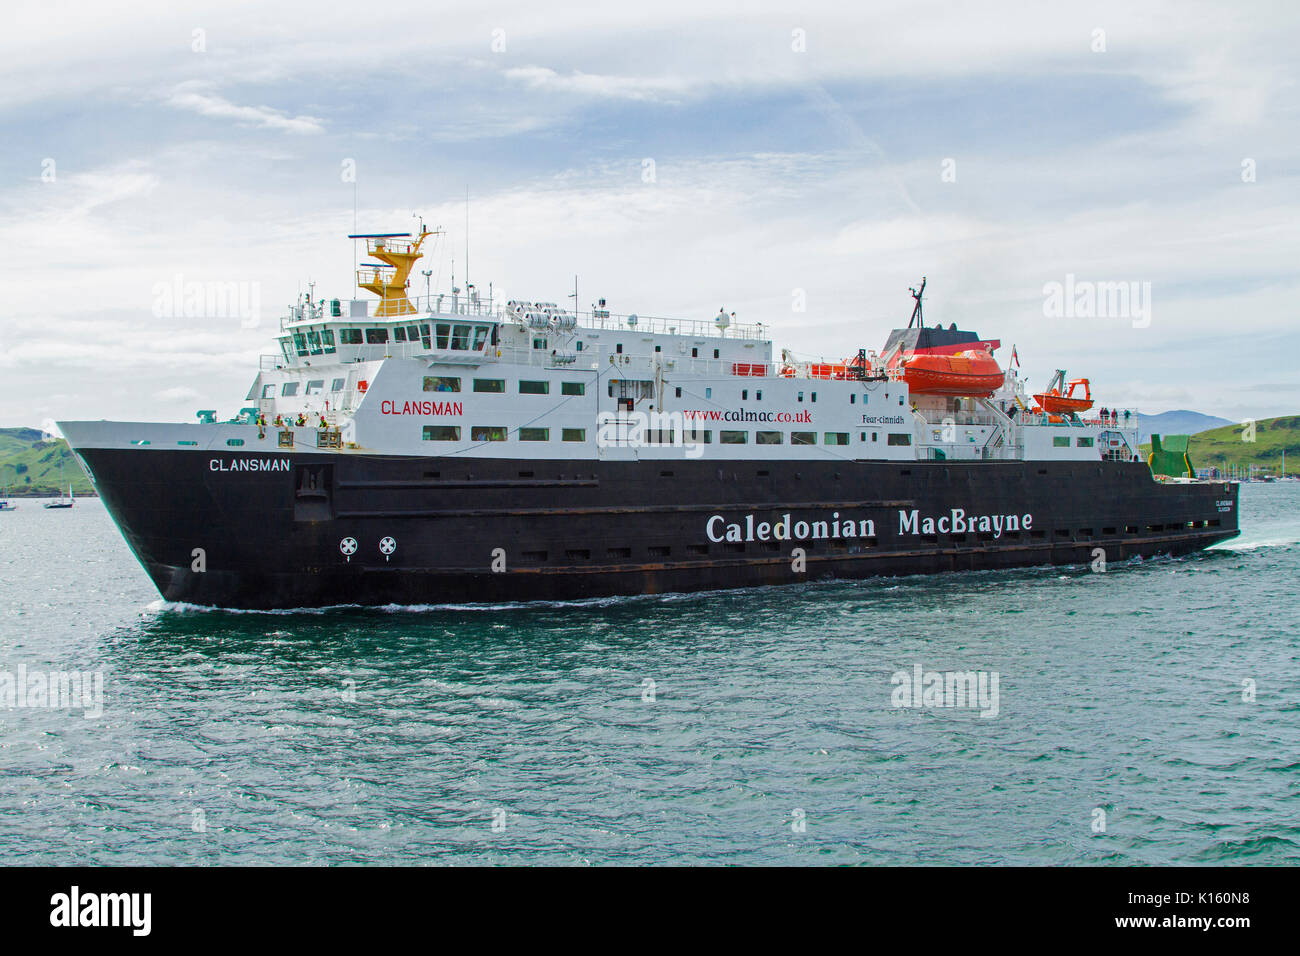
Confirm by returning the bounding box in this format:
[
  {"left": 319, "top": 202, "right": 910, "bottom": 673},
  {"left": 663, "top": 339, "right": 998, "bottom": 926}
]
[{"left": 75, "top": 450, "right": 1239, "bottom": 609}]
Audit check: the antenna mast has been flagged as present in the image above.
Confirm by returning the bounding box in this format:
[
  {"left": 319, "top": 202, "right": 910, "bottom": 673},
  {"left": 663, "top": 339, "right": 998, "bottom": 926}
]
[{"left": 909, "top": 276, "right": 927, "bottom": 329}]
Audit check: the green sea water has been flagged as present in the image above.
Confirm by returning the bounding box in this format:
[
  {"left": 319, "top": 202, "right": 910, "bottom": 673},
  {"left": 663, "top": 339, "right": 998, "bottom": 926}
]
[{"left": 1, "top": 484, "right": 1297, "bottom": 865}]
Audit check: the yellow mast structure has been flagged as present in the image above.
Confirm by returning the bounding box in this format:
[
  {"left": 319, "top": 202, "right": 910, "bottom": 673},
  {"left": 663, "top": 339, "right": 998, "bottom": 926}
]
[{"left": 353, "top": 228, "right": 437, "bottom": 316}]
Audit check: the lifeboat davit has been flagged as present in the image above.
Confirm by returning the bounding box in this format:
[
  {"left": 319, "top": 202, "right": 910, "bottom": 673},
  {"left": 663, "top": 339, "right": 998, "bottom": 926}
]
[
  {"left": 901, "top": 349, "right": 1005, "bottom": 397},
  {"left": 1033, "top": 377, "right": 1093, "bottom": 414}
]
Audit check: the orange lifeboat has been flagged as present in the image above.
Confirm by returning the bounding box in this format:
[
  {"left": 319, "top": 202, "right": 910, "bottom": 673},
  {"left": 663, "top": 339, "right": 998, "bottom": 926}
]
[
  {"left": 901, "top": 349, "right": 1004, "bottom": 397},
  {"left": 1033, "top": 377, "right": 1093, "bottom": 414}
]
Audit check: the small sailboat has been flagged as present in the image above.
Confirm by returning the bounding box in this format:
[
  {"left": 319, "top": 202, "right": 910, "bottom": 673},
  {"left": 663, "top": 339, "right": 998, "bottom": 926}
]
[{"left": 44, "top": 483, "right": 74, "bottom": 509}]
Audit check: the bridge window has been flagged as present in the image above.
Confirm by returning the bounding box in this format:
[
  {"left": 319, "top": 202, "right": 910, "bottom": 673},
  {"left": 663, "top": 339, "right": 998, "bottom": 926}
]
[
  {"left": 280, "top": 340, "right": 294, "bottom": 364},
  {"left": 452, "top": 325, "right": 472, "bottom": 349},
  {"left": 321, "top": 330, "right": 335, "bottom": 353},
  {"left": 436, "top": 323, "right": 450, "bottom": 348},
  {"left": 419, "top": 324, "right": 431, "bottom": 348},
  {"left": 473, "top": 326, "right": 490, "bottom": 350},
  {"left": 339, "top": 329, "right": 363, "bottom": 345},
  {"left": 292, "top": 332, "right": 308, "bottom": 356},
  {"left": 307, "top": 330, "right": 323, "bottom": 354},
  {"left": 424, "top": 376, "right": 461, "bottom": 392},
  {"left": 365, "top": 328, "right": 388, "bottom": 344},
  {"left": 394, "top": 326, "right": 407, "bottom": 342}
]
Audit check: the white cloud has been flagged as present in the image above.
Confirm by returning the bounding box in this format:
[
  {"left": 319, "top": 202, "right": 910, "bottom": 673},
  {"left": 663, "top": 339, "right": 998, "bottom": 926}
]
[{"left": 166, "top": 86, "right": 325, "bottom": 134}]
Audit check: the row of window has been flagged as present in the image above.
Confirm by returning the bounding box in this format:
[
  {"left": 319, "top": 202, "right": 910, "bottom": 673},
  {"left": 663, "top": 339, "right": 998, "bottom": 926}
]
[
  {"left": 1052, "top": 436, "right": 1096, "bottom": 447},
  {"left": 272, "top": 378, "right": 348, "bottom": 398},
  {"left": 286, "top": 321, "right": 501, "bottom": 359},
  {"left": 424, "top": 426, "right": 588, "bottom": 443},
  {"left": 419, "top": 426, "right": 912, "bottom": 446},
  {"left": 424, "top": 377, "right": 586, "bottom": 396}
]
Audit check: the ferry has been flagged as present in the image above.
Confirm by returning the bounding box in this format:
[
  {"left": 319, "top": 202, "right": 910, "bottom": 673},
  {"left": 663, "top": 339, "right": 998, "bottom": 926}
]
[{"left": 59, "top": 228, "right": 1239, "bottom": 609}]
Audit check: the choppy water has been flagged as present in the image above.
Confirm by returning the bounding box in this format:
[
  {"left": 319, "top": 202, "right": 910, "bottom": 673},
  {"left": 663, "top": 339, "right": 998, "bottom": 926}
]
[{"left": 1, "top": 485, "right": 1298, "bottom": 865}]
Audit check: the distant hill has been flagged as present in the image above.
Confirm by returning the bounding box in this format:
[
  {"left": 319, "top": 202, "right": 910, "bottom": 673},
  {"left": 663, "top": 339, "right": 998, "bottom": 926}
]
[
  {"left": 0, "top": 427, "right": 96, "bottom": 497},
  {"left": 1139, "top": 414, "right": 1300, "bottom": 477},
  {"left": 1137, "top": 410, "right": 1231, "bottom": 443}
]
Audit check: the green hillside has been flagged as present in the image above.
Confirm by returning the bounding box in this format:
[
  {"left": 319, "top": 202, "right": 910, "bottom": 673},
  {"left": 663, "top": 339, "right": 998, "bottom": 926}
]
[
  {"left": 0, "top": 428, "right": 96, "bottom": 497},
  {"left": 1141, "top": 414, "right": 1299, "bottom": 477}
]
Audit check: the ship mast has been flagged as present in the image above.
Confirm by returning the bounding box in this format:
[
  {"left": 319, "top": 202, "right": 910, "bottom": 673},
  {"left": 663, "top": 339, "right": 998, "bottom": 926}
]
[{"left": 908, "top": 276, "right": 927, "bottom": 329}]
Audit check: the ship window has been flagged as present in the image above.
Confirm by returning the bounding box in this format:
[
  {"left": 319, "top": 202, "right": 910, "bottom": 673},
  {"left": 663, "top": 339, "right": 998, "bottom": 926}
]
[
  {"left": 331, "top": 378, "right": 345, "bottom": 392},
  {"left": 280, "top": 340, "right": 294, "bottom": 364},
  {"left": 562, "top": 428, "right": 586, "bottom": 442},
  {"left": 393, "top": 326, "right": 407, "bottom": 342},
  {"left": 655, "top": 345, "right": 662, "bottom": 352},
  {"left": 436, "top": 323, "right": 450, "bottom": 348},
  {"left": 756, "top": 431, "right": 783, "bottom": 445},
  {"left": 616, "top": 343, "right": 624, "bottom": 354},
  {"left": 1053, "top": 436, "right": 1071, "bottom": 447},
  {"left": 365, "top": 328, "right": 388, "bottom": 344},
  {"left": 305, "top": 379, "right": 325, "bottom": 395},
  {"left": 321, "top": 329, "right": 336, "bottom": 353},
  {"left": 227, "top": 439, "right": 244, "bottom": 446},
  {"left": 519, "top": 428, "right": 549, "bottom": 441},
  {"left": 340, "top": 329, "right": 363, "bottom": 345},
  {"left": 471, "top": 426, "right": 507, "bottom": 442},
  {"left": 561, "top": 382, "right": 585, "bottom": 396},
  {"left": 873, "top": 432, "right": 878, "bottom": 441},
  {"left": 811, "top": 392, "right": 817, "bottom": 402},
  {"left": 519, "top": 380, "right": 549, "bottom": 394},
  {"left": 292, "top": 332, "right": 308, "bottom": 356},
  {"left": 424, "top": 376, "right": 461, "bottom": 392},
  {"left": 420, "top": 324, "right": 431, "bottom": 348},
  {"left": 675, "top": 387, "right": 682, "bottom": 398},
  {"left": 756, "top": 390, "right": 763, "bottom": 401},
  {"left": 824, "top": 432, "right": 850, "bottom": 446},
  {"left": 720, "top": 430, "right": 748, "bottom": 444},
  {"left": 850, "top": 394, "right": 856, "bottom": 404},
  {"left": 713, "top": 349, "right": 720, "bottom": 359},
  {"left": 262, "top": 384, "right": 276, "bottom": 399},
  {"left": 473, "top": 326, "right": 490, "bottom": 350},
  {"left": 575, "top": 340, "right": 583, "bottom": 351},
  {"left": 887, "top": 433, "right": 911, "bottom": 446},
  {"left": 798, "top": 391, "right": 803, "bottom": 402},
  {"left": 1077, "top": 437, "right": 1094, "bottom": 447},
  {"left": 452, "top": 325, "right": 472, "bottom": 350},
  {"left": 791, "top": 431, "right": 815, "bottom": 445},
  {"left": 473, "top": 379, "right": 505, "bottom": 393},
  {"left": 281, "top": 382, "right": 299, "bottom": 397},
  {"left": 407, "top": 325, "right": 419, "bottom": 342},
  {"left": 705, "top": 387, "right": 712, "bottom": 398},
  {"left": 692, "top": 348, "right": 699, "bottom": 358},
  {"left": 742, "top": 390, "right": 748, "bottom": 400},
  {"left": 533, "top": 337, "right": 548, "bottom": 350},
  {"left": 422, "top": 426, "right": 461, "bottom": 441}
]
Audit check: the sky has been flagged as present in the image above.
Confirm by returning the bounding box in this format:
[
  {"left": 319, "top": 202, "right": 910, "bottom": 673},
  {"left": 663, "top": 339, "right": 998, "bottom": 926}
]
[{"left": 1, "top": 0, "right": 1297, "bottom": 429}]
